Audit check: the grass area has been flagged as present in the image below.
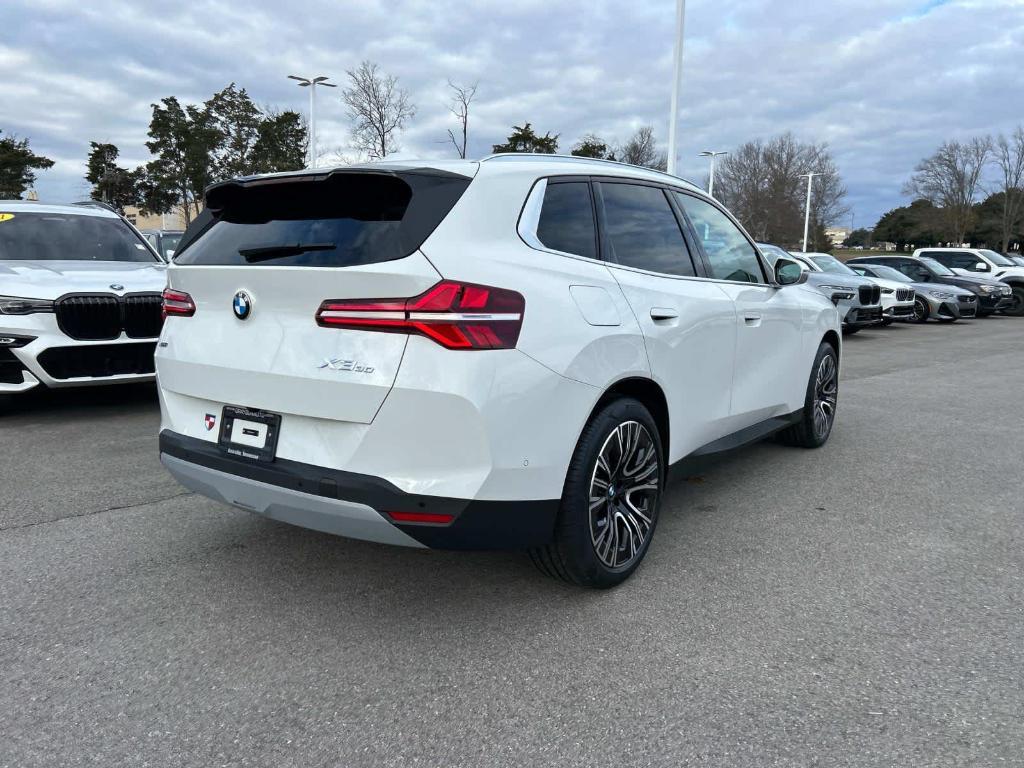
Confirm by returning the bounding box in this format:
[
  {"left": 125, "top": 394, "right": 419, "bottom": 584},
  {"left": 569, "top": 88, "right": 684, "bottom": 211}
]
[{"left": 832, "top": 248, "right": 892, "bottom": 262}]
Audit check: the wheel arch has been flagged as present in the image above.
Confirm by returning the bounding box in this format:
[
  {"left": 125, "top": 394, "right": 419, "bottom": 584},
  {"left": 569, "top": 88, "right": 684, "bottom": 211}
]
[
  {"left": 589, "top": 377, "right": 670, "bottom": 461},
  {"left": 822, "top": 329, "right": 840, "bottom": 358}
]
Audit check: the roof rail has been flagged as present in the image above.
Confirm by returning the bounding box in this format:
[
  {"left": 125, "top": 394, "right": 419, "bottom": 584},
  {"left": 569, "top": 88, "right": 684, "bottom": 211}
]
[
  {"left": 480, "top": 153, "right": 700, "bottom": 189},
  {"left": 71, "top": 200, "right": 120, "bottom": 214}
]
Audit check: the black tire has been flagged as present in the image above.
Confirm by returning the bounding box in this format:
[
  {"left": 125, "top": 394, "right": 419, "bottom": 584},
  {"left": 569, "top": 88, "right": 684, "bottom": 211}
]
[
  {"left": 937, "top": 316, "right": 958, "bottom": 323},
  {"left": 1004, "top": 285, "right": 1024, "bottom": 317},
  {"left": 912, "top": 298, "right": 930, "bottom": 323},
  {"left": 529, "top": 397, "right": 664, "bottom": 588},
  {"left": 777, "top": 342, "right": 838, "bottom": 449},
  {"left": 842, "top": 327, "right": 859, "bottom": 336},
  {"left": 880, "top": 318, "right": 893, "bottom": 326}
]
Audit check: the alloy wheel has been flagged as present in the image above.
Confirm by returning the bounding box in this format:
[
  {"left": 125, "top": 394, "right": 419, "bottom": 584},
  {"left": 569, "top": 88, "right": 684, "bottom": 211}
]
[
  {"left": 589, "top": 421, "right": 660, "bottom": 569},
  {"left": 813, "top": 353, "right": 838, "bottom": 439},
  {"left": 913, "top": 299, "right": 928, "bottom": 322}
]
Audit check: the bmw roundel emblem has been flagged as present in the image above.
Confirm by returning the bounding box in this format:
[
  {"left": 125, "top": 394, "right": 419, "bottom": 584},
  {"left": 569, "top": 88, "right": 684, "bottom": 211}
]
[{"left": 232, "top": 290, "right": 252, "bottom": 320}]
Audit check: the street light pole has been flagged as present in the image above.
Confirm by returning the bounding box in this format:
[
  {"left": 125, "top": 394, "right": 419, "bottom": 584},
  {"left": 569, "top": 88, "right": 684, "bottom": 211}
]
[
  {"left": 666, "top": 0, "right": 687, "bottom": 176},
  {"left": 288, "top": 75, "right": 336, "bottom": 168},
  {"left": 799, "top": 172, "right": 818, "bottom": 253},
  {"left": 699, "top": 150, "right": 728, "bottom": 197}
]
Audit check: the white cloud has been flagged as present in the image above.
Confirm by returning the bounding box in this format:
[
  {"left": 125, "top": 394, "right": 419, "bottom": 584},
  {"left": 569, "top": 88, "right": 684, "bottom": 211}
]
[{"left": 2, "top": 0, "right": 1022, "bottom": 229}]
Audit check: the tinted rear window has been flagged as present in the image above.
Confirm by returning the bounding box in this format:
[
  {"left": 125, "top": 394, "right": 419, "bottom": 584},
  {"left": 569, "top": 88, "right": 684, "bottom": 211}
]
[
  {"left": 536, "top": 181, "right": 597, "bottom": 259},
  {"left": 0, "top": 211, "right": 158, "bottom": 262},
  {"left": 176, "top": 171, "right": 470, "bottom": 267},
  {"left": 599, "top": 183, "right": 694, "bottom": 276}
]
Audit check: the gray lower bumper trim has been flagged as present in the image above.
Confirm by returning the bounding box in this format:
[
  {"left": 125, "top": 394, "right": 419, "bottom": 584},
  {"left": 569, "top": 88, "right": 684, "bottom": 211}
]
[{"left": 161, "top": 453, "right": 426, "bottom": 548}]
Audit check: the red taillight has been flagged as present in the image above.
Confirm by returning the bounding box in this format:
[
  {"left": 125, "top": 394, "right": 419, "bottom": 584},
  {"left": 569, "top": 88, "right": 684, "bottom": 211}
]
[
  {"left": 386, "top": 511, "right": 454, "bottom": 525},
  {"left": 162, "top": 288, "right": 195, "bottom": 318},
  {"left": 315, "top": 280, "right": 525, "bottom": 350}
]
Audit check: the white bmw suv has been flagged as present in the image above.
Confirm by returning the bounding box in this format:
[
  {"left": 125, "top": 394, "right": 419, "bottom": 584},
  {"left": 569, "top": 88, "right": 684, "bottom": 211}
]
[
  {"left": 157, "top": 156, "right": 841, "bottom": 587},
  {"left": 0, "top": 201, "right": 167, "bottom": 399}
]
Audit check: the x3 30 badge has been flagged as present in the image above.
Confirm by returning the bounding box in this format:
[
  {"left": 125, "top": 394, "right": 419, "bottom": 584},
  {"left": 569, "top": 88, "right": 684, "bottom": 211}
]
[{"left": 318, "top": 358, "right": 375, "bottom": 373}]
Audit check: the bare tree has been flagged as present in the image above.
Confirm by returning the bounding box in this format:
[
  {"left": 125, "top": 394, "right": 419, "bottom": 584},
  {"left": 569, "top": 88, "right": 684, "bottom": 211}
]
[
  {"left": 446, "top": 80, "right": 477, "bottom": 159},
  {"left": 342, "top": 61, "right": 416, "bottom": 159},
  {"left": 617, "top": 126, "right": 667, "bottom": 170},
  {"left": 992, "top": 127, "right": 1024, "bottom": 253},
  {"left": 713, "top": 133, "right": 847, "bottom": 246},
  {"left": 903, "top": 137, "right": 992, "bottom": 245}
]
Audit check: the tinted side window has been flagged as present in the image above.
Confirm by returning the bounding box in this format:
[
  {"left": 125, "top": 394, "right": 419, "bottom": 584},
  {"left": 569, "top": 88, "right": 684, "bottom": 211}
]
[
  {"left": 938, "top": 252, "right": 986, "bottom": 271},
  {"left": 598, "top": 183, "right": 694, "bottom": 276},
  {"left": 674, "top": 193, "right": 764, "bottom": 283},
  {"left": 536, "top": 182, "right": 597, "bottom": 259}
]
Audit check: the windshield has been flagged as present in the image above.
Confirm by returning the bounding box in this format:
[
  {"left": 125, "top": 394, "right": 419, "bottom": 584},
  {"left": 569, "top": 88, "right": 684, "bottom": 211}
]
[
  {"left": 1011, "top": 255, "right": 1024, "bottom": 266},
  {"left": 860, "top": 264, "right": 911, "bottom": 282},
  {"left": 159, "top": 233, "right": 182, "bottom": 259},
  {"left": 980, "top": 249, "right": 1014, "bottom": 266},
  {"left": 0, "top": 211, "right": 159, "bottom": 262},
  {"left": 809, "top": 254, "right": 857, "bottom": 275},
  {"left": 919, "top": 256, "right": 955, "bottom": 276},
  {"left": 756, "top": 243, "right": 791, "bottom": 265}
]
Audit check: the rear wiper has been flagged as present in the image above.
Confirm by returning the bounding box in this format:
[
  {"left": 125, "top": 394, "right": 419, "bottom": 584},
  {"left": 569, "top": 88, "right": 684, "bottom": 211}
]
[{"left": 238, "top": 242, "right": 336, "bottom": 262}]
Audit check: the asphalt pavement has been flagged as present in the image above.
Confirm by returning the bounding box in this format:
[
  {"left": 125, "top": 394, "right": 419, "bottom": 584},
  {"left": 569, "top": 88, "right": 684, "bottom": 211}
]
[{"left": 2, "top": 317, "right": 1022, "bottom": 767}]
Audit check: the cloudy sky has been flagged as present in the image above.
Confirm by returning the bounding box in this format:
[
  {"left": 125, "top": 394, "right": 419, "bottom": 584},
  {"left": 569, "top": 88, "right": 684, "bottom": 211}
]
[{"left": 2, "top": 0, "right": 1022, "bottom": 229}]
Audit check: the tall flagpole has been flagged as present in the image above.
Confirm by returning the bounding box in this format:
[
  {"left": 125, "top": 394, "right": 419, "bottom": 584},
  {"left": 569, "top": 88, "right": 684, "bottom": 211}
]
[{"left": 666, "top": 0, "right": 686, "bottom": 176}]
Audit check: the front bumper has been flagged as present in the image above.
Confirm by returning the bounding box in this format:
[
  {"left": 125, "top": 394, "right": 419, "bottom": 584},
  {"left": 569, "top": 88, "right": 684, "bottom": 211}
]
[
  {"left": 842, "top": 305, "right": 883, "bottom": 327},
  {"left": 883, "top": 303, "right": 915, "bottom": 320},
  {"left": 160, "top": 430, "right": 559, "bottom": 550},
  {"left": 0, "top": 312, "right": 157, "bottom": 393},
  {"left": 977, "top": 294, "right": 1012, "bottom": 313}
]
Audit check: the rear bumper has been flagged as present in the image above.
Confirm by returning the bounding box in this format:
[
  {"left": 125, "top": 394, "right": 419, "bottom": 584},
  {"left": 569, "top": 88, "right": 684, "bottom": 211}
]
[{"left": 160, "top": 430, "right": 558, "bottom": 550}]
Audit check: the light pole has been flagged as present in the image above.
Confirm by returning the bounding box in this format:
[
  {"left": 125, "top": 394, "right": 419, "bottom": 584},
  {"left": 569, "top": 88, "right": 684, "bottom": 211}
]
[
  {"left": 288, "top": 75, "right": 336, "bottom": 168},
  {"left": 798, "top": 172, "right": 818, "bottom": 252},
  {"left": 666, "top": 0, "right": 687, "bottom": 176},
  {"left": 699, "top": 150, "right": 727, "bottom": 197}
]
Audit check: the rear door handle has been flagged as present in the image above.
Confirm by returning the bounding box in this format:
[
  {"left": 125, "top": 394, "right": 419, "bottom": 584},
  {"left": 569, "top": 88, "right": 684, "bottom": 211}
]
[
  {"left": 650, "top": 307, "right": 679, "bottom": 321},
  {"left": 743, "top": 314, "right": 762, "bottom": 326}
]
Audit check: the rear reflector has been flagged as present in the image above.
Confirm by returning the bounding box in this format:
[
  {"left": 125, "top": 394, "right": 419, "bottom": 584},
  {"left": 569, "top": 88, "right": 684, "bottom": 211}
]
[
  {"left": 386, "top": 511, "right": 455, "bottom": 524},
  {"left": 316, "top": 280, "right": 525, "bottom": 350},
  {"left": 162, "top": 288, "right": 196, "bottom": 317}
]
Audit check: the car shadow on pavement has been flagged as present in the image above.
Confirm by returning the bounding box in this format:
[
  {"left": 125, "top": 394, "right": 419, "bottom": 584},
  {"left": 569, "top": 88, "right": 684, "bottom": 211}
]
[{"left": 1, "top": 382, "right": 158, "bottom": 420}]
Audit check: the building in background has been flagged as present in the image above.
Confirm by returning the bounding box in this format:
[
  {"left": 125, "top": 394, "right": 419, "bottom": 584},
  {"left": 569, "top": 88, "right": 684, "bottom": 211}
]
[
  {"left": 826, "top": 227, "right": 850, "bottom": 247},
  {"left": 123, "top": 205, "right": 188, "bottom": 230}
]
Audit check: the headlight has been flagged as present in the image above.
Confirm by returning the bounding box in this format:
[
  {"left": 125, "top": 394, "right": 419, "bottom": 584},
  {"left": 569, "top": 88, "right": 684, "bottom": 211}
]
[
  {"left": 928, "top": 290, "right": 954, "bottom": 299},
  {"left": 0, "top": 295, "right": 55, "bottom": 315},
  {"left": 977, "top": 284, "right": 998, "bottom": 294},
  {"left": 1001, "top": 286, "right": 1012, "bottom": 295},
  {"left": 819, "top": 284, "right": 855, "bottom": 292},
  {"left": 880, "top": 287, "right": 894, "bottom": 294}
]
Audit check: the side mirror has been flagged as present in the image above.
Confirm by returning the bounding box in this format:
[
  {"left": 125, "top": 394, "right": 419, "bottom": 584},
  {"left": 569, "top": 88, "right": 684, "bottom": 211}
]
[
  {"left": 775, "top": 257, "right": 807, "bottom": 286},
  {"left": 915, "top": 269, "right": 930, "bottom": 281},
  {"left": 974, "top": 262, "right": 988, "bottom": 272}
]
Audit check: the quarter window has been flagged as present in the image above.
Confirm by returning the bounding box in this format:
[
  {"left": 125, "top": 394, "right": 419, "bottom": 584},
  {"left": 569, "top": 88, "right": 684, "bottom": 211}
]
[
  {"left": 674, "top": 193, "right": 764, "bottom": 283},
  {"left": 598, "top": 183, "right": 694, "bottom": 276},
  {"left": 536, "top": 181, "right": 597, "bottom": 260}
]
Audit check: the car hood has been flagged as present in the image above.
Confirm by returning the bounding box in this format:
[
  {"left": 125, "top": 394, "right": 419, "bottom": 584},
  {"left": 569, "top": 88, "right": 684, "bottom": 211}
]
[
  {"left": 0, "top": 260, "right": 167, "bottom": 300},
  {"left": 802, "top": 272, "right": 877, "bottom": 290},
  {"left": 935, "top": 273, "right": 1005, "bottom": 289},
  {"left": 862, "top": 277, "right": 910, "bottom": 292},
  {"left": 912, "top": 281, "right": 972, "bottom": 297}
]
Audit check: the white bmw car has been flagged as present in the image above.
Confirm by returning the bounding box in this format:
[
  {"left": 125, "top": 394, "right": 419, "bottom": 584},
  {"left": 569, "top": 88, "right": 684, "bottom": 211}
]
[
  {"left": 803, "top": 252, "right": 915, "bottom": 323},
  {"left": 157, "top": 155, "right": 841, "bottom": 587},
  {"left": 0, "top": 201, "right": 166, "bottom": 398}
]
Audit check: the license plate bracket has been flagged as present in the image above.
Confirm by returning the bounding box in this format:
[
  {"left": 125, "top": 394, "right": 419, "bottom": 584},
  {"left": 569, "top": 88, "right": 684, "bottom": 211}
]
[{"left": 218, "top": 405, "right": 281, "bottom": 463}]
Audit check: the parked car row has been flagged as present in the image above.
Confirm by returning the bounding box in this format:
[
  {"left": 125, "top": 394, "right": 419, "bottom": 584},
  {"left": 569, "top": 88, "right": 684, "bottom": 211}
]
[
  {"left": 1, "top": 156, "right": 1019, "bottom": 588},
  {"left": 756, "top": 242, "right": 1017, "bottom": 333}
]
